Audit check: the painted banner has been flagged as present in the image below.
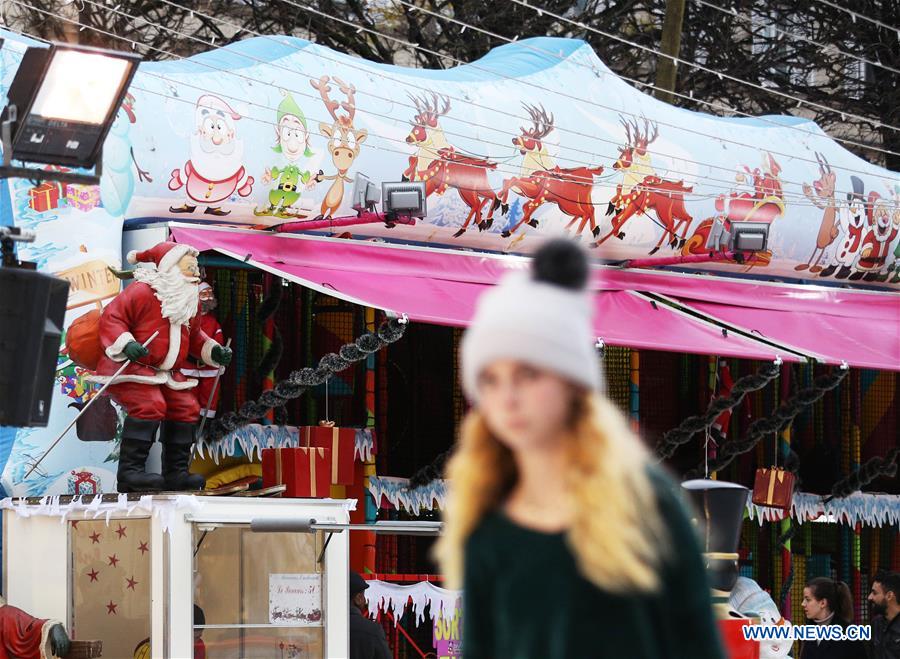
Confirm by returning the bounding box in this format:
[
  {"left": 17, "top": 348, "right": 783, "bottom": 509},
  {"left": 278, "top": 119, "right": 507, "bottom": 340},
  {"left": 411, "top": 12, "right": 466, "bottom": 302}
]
[
  {"left": 77, "top": 32, "right": 900, "bottom": 287},
  {"left": 433, "top": 598, "right": 463, "bottom": 659}
]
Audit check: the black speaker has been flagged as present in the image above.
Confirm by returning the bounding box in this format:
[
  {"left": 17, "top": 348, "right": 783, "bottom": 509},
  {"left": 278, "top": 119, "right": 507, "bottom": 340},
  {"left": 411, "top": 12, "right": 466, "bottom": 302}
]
[{"left": 0, "top": 267, "right": 69, "bottom": 427}]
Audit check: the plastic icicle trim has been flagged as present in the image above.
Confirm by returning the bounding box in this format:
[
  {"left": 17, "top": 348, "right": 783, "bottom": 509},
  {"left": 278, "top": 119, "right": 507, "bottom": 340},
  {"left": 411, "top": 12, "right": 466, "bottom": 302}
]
[{"left": 205, "top": 317, "right": 407, "bottom": 442}]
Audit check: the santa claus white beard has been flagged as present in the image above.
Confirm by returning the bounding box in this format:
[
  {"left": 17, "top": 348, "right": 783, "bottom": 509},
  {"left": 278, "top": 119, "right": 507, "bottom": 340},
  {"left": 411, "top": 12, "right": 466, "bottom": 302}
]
[
  {"left": 190, "top": 131, "right": 245, "bottom": 182},
  {"left": 133, "top": 267, "right": 200, "bottom": 326}
]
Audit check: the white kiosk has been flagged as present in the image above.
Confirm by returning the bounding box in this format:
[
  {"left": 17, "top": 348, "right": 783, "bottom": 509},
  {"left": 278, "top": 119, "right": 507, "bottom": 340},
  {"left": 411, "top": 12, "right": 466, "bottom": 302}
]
[{"left": 2, "top": 494, "right": 353, "bottom": 658}]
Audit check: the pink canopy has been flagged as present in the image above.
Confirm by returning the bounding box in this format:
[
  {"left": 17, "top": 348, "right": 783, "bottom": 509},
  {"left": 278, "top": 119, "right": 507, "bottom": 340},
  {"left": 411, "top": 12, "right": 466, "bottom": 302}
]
[
  {"left": 673, "top": 299, "right": 899, "bottom": 372},
  {"left": 170, "top": 225, "right": 899, "bottom": 369}
]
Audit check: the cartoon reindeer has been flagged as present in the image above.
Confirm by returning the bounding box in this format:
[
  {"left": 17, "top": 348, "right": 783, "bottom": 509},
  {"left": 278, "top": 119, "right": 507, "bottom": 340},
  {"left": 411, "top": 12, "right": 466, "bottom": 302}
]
[
  {"left": 596, "top": 117, "right": 693, "bottom": 254},
  {"left": 796, "top": 152, "right": 839, "bottom": 273},
  {"left": 498, "top": 103, "right": 604, "bottom": 239},
  {"left": 404, "top": 92, "right": 500, "bottom": 238},
  {"left": 310, "top": 75, "right": 367, "bottom": 221}
]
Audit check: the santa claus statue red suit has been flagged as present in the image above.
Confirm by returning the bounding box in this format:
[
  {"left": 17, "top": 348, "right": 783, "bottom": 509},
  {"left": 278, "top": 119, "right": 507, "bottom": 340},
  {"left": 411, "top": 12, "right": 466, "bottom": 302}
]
[
  {"left": 168, "top": 94, "right": 254, "bottom": 217},
  {"left": 180, "top": 282, "right": 225, "bottom": 419},
  {"left": 91, "top": 242, "right": 232, "bottom": 492},
  {"left": 0, "top": 595, "right": 69, "bottom": 659}
]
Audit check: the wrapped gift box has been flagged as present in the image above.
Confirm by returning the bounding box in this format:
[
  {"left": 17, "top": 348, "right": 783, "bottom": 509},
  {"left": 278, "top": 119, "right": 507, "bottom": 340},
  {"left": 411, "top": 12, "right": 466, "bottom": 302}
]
[
  {"left": 28, "top": 183, "right": 60, "bottom": 213},
  {"left": 304, "top": 425, "right": 355, "bottom": 486},
  {"left": 262, "top": 446, "right": 330, "bottom": 498},
  {"left": 751, "top": 467, "right": 795, "bottom": 511},
  {"left": 65, "top": 183, "right": 102, "bottom": 212}
]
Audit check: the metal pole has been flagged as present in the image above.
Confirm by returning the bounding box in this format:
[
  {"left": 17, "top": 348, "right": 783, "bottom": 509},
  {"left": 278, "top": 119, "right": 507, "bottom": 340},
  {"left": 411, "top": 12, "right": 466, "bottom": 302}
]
[
  {"left": 197, "top": 338, "right": 231, "bottom": 439},
  {"left": 23, "top": 330, "right": 159, "bottom": 478}
]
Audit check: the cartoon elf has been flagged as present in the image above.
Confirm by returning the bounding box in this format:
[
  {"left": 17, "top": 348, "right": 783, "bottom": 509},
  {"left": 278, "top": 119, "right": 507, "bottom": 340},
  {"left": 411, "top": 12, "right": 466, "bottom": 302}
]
[{"left": 256, "top": 91, "right": 315, "bottom": 218}]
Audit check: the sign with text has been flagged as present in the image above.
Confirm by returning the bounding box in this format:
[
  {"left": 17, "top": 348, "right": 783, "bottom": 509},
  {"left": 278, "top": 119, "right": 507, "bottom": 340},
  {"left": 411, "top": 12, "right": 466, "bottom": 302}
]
[{"left": 268, "top": 573, "right": 323, "bottom": 626}]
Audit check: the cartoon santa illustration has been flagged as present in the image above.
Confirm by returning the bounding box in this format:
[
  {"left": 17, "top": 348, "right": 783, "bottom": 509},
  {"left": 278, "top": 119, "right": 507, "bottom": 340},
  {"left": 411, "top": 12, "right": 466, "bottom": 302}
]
[
  {"left": 824, "top": 175, "right": 867, "bottom": 280},
  {"left": 168, "top": 94, "right": 254, "bottom": 216},
  {"left": 90, "top": 242, "right": 232, "bottom": 492},
  {"left": 179, "top": 282, "right": 225, "bottom": 419},
  {"left": 854, "top": 191, "right": 897, "bottom": 281}
]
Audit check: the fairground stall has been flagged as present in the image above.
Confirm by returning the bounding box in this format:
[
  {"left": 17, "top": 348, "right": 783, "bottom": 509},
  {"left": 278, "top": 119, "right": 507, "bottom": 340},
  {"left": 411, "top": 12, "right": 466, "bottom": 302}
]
[{"left": 1, "top": 24, "right": 897, "bottom": 659}]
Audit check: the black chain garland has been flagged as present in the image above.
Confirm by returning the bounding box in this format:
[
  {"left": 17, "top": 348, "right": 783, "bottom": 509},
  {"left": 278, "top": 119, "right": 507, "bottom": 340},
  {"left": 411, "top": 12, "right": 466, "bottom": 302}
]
[
  {"left": 205, "top": 317, "right": 407, "bottom": 442},
  {"left": 684, "top": 368, "right": 848, "bottom": 480},
  {"left": 656, "top": 361, "right": 782, "bottom": 460},
  {"left": 827, "top": 446, "right": 900, "bottom": 501}
]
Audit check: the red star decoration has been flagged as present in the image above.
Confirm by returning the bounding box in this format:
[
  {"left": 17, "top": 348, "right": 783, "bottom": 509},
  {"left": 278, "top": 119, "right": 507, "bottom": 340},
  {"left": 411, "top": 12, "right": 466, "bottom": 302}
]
[
  {"left": 106, "top": 601, "right": 118, "bottom": 615},
  {"left": 71, "top": 520, "right": 79, "bottom": 529},
  {"left": 89, "top": 531, "right": 101, "bottom": 544},
  {"left": 115, "top": 524, "right": 127, "bottom": 539},
  {"left": 86, "top": 569, "right": 100, "bottom": 583},
  {"left": 126, "top": 576, "right": 138, "bottom": 591},
  {"left": 107, "top": 554, "right": 120, "bottom": 568},
  {"left": 138, "top": 541, "right": 149, "bottom": 555}
]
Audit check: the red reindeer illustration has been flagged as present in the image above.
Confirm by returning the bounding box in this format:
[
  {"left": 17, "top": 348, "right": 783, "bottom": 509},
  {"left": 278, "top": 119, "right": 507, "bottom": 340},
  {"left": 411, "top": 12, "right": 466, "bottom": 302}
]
[
  {"left": 498, "top": 103, "right": 604, "bottom": 239},
  {"left": 682, "top": 152, "right": 785, "bottom": 267},
  {"left": 404, "top": 92, "right": 500, "bottom": 238},
  {"left": 595, "top": 117, "right": 693, "bottom": 254}
]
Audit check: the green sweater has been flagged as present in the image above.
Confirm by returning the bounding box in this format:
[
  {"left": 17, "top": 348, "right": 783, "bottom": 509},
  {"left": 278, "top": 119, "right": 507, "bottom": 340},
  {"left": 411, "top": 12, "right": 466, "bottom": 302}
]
[{"left": 462, "top": 467, "right": 727, "bottom": 659}]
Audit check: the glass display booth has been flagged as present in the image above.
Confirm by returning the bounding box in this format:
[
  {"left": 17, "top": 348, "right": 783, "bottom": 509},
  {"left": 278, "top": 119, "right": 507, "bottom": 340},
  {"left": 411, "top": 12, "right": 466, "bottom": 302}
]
[{"left": 2, "top": 495, "right": 353, "bottom": 658}]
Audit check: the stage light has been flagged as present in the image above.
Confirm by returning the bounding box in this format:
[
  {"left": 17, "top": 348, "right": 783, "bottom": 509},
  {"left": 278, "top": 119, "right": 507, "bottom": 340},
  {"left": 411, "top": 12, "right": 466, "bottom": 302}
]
[
  {"left": 1, "top": 42, "right": 140, "bottom": 183},
  {"left": 382, "top": 181, "right": 427, "bottom": 219},
  {"left": 350, "top": 172, "right": 381, "bottom": 213},
  {"left": 730, "top": 221, "right": 769, "bottom": 252},
  {"left": 704, "top": 218, "right": 769, "bottom": 253}
]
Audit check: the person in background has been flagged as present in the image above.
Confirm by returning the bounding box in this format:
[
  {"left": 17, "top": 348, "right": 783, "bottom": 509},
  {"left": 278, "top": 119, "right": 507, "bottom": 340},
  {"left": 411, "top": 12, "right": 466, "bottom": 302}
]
[
  {"left": 180, "top": 282, "right": 225, "bottom": 420},
  {"left": 193, "top": 604, "right": 207, "bottom": 659},
  {"left": 434, "top": 240, "right": 725, "bottom": 659},
  {"left": 799, "top": 577, "right": 867, "bottom": 659},
  {"left": 350, "top": 571, "right": 391, "bottom": 659},
  {"left": 868, "top": 571, "right": 900, "bottom": 659}
]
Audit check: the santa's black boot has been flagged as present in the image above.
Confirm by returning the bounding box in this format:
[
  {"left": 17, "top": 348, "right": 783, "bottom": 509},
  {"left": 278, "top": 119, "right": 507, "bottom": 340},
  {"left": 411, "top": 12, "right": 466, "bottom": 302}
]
[
  {"left": 160, "top": 421, "right": 206, "bottom": 491},
  {"left": 117, "top": 418, "right": 165, "bottom": 493}
]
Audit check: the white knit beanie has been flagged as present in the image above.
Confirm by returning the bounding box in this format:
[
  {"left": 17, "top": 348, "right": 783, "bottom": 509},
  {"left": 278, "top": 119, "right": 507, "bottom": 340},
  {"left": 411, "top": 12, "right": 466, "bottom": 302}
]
[{"left": 461, "top": 240, "right": 603, "bottom": 403}]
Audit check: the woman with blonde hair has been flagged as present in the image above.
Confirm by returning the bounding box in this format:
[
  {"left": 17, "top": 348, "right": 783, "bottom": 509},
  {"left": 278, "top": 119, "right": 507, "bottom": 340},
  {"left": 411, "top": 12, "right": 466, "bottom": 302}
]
[{"left": 434, "top": 240, "right": 725, "bottom": 659}]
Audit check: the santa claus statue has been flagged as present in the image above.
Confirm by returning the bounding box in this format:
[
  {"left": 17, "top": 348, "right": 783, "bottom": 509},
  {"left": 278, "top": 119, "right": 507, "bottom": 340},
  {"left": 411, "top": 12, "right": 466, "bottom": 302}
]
[
  {"left": 0, "top": 595, "right": 70, "bottom": 659},
  {"left": 168, "top": 94, "right": 254, "bottom": 217},
  {"left": 91, "top": 242, "right": 232, "bottom": 492},
  {"left": 179, "top": 282, "right": 225, "bottom": 419}
]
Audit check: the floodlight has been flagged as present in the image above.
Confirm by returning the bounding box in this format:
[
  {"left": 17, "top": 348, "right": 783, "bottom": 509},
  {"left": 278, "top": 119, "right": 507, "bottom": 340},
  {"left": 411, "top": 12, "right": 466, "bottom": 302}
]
[
  {"left": 705, "top": 218, "right": 768, "bottom": 253},
  {"left": 350, "top": 172, "right": 381, "bottom": 213},
  {"left": 1, "top": 42, "right": 140, "bottom": 181},
  {"left": 382, "top": 181, "right": 427, "bottom": 218},
  {"left": 730, "top": 221, "right": 769, "bottom": 252}
]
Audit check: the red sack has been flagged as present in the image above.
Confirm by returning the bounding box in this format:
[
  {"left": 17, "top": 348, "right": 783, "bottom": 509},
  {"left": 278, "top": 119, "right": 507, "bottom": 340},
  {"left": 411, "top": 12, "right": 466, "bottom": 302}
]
[{"left": 66, "top": 309, "right": 104, "bottom": 371}]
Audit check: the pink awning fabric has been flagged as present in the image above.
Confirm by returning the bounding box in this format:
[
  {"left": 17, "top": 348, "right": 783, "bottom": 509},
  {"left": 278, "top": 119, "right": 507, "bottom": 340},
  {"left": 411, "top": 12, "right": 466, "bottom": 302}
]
[
  {"left": 674, "top": 299, "right": 900, "bottom": 371},
  {"left": 170, "top": 225, "right": 790, "bottom": 361}
]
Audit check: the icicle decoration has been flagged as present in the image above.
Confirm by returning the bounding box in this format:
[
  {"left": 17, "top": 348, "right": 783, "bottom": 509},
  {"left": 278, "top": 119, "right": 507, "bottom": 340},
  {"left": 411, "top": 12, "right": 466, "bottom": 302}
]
[
  {"left": 367, "top": 476, "right": 447, "bottom": 515},
  {"left": 363, "top": 580, "right": 461, "bottom": 627},
  {"left": 745, "top": 491, "right": 900, "bottom": 528},
  {"left": 194, "top": 424, "right": 378, "bottom": 465},
  {"left": 0, "top": 494, "right": 205, "bottom": 532}
]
